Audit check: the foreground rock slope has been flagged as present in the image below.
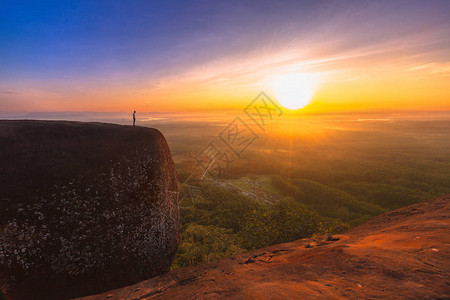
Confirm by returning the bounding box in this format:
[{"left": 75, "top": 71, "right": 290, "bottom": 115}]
[
  {"left": 80, "top": 194, "right": 449, "bottom": 299},
  {"left": 0, "top": 120, "right": 180, "bottom": 299}
]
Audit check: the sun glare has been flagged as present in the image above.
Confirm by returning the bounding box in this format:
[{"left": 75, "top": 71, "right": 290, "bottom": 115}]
[{"left": 270, "top": 73, "right": 318, "bottom": 110}]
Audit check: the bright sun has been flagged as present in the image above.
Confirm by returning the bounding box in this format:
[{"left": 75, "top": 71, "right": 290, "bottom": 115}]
[{"left": 270, "top": 73, "right": 318, "bottom": 110}]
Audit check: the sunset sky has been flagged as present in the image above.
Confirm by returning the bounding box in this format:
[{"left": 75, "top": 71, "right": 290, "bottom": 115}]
[{"left": 1, "top": 0, "right": 449, "bottom": 113}]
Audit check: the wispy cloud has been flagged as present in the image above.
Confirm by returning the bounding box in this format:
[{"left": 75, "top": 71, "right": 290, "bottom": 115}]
[
  {"left": 0, "top": 91, "right": 20, "bottom": 94},
  {"left": 408, "top": 62, "right": 450, "bottom": 76}
]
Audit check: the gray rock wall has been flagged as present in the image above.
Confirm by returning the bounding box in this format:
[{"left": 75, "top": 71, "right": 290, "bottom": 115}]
[{"left": 0, "top": 121, "right": 180, "bottom": 299}]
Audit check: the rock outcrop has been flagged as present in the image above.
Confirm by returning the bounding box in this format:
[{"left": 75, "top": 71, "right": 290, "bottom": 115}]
[
  {"left": 80, "top": 194, "right": 449, "bottom": 300},
  {"left": 0, "top": 120, "right": 180, "bottom": 299}
]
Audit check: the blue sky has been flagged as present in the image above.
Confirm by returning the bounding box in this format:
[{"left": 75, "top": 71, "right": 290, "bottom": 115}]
[{"left": 1, "top": 1, "right": 321, "bottom": 79}]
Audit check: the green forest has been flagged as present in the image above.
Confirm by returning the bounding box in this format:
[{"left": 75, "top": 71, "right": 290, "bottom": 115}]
[{"left": 163, "top": 114, "right": 450, "bottom": 269}]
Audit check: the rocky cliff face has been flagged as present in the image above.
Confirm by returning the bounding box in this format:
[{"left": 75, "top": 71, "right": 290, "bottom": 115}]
[
  {"left": 80, "top": 195, "right": 449, "bottom": 300},
  {"left": 0, "top": 121, "right": 180, "bottom": 299}
]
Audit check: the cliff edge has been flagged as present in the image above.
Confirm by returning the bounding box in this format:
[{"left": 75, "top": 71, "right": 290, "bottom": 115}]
[
  {"left": 0, "top": 120, "right": 180, "bottom": 299},
  {"left": 80, "top": 194, "right": 449, "bottom": 299}
]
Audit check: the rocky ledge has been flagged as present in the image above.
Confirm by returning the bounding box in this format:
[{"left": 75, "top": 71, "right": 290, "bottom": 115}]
[{"left": 80, "top": 194, "right": 449, "bottom": 299}]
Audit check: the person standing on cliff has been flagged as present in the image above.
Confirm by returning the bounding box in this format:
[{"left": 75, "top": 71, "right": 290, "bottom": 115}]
[{"left": 133, "top": 111, "right": 136, "bottom": 126}]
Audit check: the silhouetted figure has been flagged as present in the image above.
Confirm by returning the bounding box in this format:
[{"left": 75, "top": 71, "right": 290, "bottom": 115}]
[{"left": 133, "top": 111, "right": 136, "bottom": 126}]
